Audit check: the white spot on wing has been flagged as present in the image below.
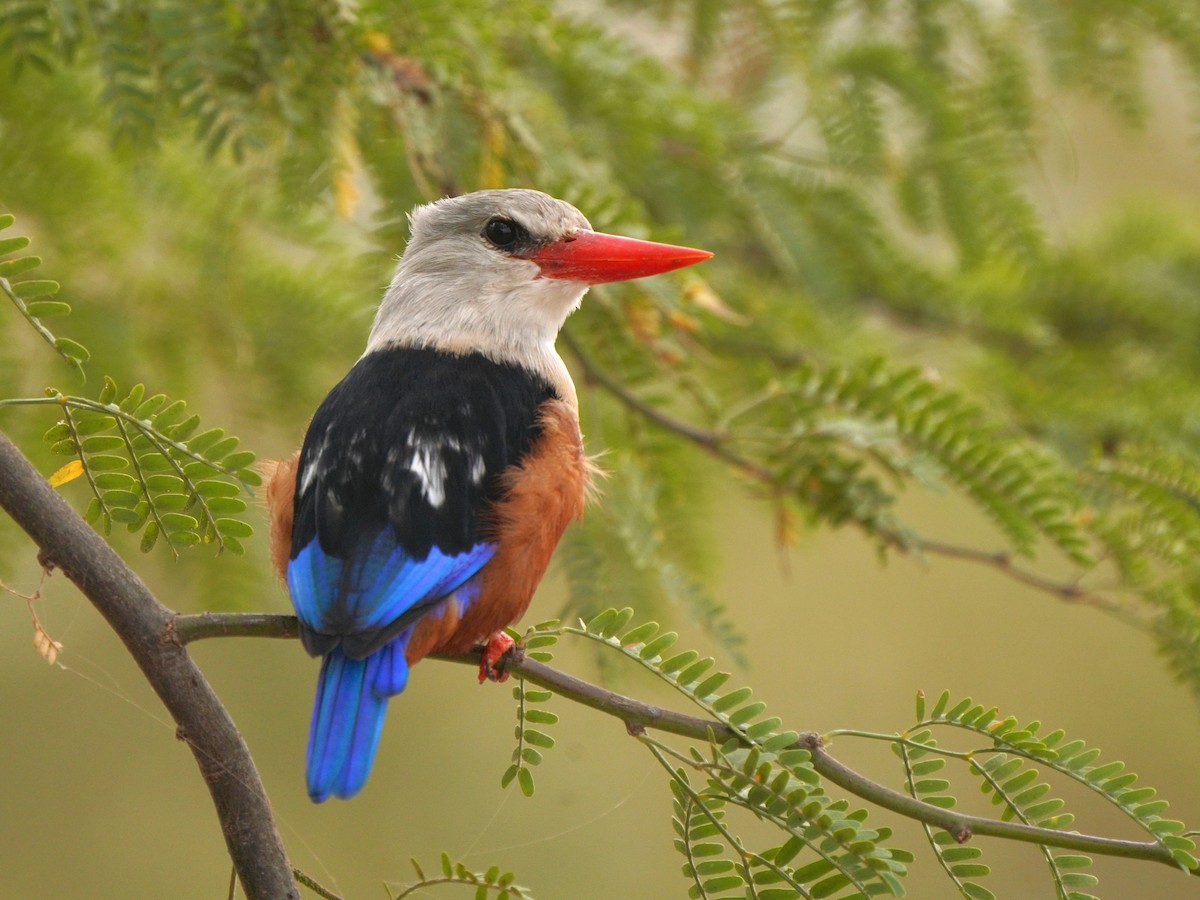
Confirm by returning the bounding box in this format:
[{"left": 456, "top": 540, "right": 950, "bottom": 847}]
[
  {"left": 299, "top": 437, "right": 327, "bottom": 497},
  {"left": 469, "top": 453, "right": 486, "bottom": 485},
  {"left": 406, "top": 431, "right": 452, "bottom": 508},
  {"left": 345, "top": 428, "right": 367, "bottom": 469},
  {"left": 400, "top": 429, "right": 486, "bottom": 508}
]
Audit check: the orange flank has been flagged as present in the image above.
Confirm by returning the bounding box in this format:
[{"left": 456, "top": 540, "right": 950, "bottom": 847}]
[
  {"left": 425, "top": 398, "right": 591, "bottom": 658},
  {"left": 263, "top": 451, "right": 300, "bottom": 582}
]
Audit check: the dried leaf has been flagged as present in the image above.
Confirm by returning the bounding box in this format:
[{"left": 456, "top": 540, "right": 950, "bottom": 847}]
[
  {"left": 48, "top": 459, "right": 84, "bottom": 488},
  {"left": 3, "top": 570, "right": 60, "bottom": 664},
  {"left": 33, "top": 622, "right": 63, "bottom": 665}
]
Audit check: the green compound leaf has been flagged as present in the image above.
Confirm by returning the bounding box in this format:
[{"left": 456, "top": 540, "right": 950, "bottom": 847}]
[
  {"left": 391, "top": 855, "right": 533, "bottom": 899},
  {"left": 41, "top": 380, "right": 259, "bottom": 557},
  {"left": 908, "top": 691, "right": 1200, "bottom": 894},
  {"left": 564, "top": 613, "right": 908, "bottom": 897},
  {"left": 662, "top": 739, "right": 907, "bottom": 899},
  {"left": 502, "top": 676, "right": 560, "bottom": 799},
  {"left": 0, "top": 215, "right": 88, "bottom": 376}
]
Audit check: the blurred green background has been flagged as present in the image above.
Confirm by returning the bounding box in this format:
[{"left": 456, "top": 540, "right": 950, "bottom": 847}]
[{"left": 3, "top": 2, "right": 1200, "bottom": 897}]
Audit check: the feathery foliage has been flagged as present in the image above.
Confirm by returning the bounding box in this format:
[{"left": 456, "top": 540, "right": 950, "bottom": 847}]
[
  {"left": 660, "top": 744, "right": 908, "bottom": 900},
  {"left": 703, "top": 355, "right": 1093, "bottom": 562},
  {"left": 505, "top": 612, "right": 1198, "bottom": 897},
  {"left": 913, "top": 689, "right": 1199, "bottom": 874},
  {"left": 390, "top": 853, "right": 533, "bottom": 900},
  {"left": 875, "top": 687, "right": 1200, "bottom": 899},
  {"left": 4, "top": 0, "right": 1200, "bottom": 896},
  {"left": 41, "top": 378, "right": 260, "bottom": 555},
  {"left": 0, "top": 215, "right": 260, "bottom": 557},
  {"left": 0, "top": 213, "right": 85, "bottom": 375},
  {"left": 512, "top": 609, "right": 912, "bottom": 898}
]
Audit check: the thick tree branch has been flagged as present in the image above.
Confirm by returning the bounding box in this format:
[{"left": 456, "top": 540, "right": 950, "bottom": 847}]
[
  {"left": 176, "top": 610, "right": 1187, "bottom": 873},
  {"left": 0, "top": 431, "right": 298, "bottom": 900}
]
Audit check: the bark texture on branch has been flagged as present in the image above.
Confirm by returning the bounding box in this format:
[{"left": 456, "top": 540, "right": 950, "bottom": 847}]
[{"left": 0, "top": 430, "right": 297, "bottom": 899}]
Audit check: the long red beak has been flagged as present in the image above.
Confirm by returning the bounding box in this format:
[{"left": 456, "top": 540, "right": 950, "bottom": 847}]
[{"left": 529, "top": 230, "right": 713, "bottom": 284}]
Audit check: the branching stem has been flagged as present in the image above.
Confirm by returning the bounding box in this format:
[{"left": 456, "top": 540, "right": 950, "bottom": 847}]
[
  {"left": 175, "top": 610, "right": 1190, "bottom": 873},
  {"left": 562, "top": 335, "right": 1134, "bottom": 618},
  {"left": 0, "top": 393, "right": 256, "bottom": 487}
]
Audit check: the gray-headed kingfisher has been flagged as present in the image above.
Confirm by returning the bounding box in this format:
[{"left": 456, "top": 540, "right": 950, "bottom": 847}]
[{"left": 266, "top": 189, "right": 712, "bottom": 801}]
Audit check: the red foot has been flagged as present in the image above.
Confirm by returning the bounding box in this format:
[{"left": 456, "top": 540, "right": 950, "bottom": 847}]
[{"left": 479, "top": 631, "right": 515, "bottom": 684}]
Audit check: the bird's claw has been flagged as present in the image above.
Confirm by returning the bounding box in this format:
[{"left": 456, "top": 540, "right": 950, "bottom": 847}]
[{"left": 479, "top": 631, "right": 516, "bottom": 683}]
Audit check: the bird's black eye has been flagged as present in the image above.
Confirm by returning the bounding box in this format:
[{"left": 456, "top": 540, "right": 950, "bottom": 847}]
[{"left": 483, "top": 217, "right": 521, "bottom": 249}]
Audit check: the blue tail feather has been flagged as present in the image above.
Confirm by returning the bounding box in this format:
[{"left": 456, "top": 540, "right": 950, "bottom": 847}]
[{"left": 307, "top": 645, "right": 393, "bottom": 802}]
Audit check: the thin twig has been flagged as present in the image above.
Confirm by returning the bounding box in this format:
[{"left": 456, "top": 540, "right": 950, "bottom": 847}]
[
  {"left": 293, "top": 867, "right": 345, "bottom": 900},
  {"left": 562, "top": 331, "right": 769, "bottom": 477},
  {"left": 175, "top": 610, "right": 1190, "bottom": 873},
  {"left": 909, "top": 537, "right": 1133, "bottom": 617},
  {"left": 562, "top": 336, "right": 1130, "bottom": 616}
]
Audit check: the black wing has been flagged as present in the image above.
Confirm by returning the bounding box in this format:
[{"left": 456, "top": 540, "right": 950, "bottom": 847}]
[{"left": 291, "top": 346, "right": 556, "bottom": 562}]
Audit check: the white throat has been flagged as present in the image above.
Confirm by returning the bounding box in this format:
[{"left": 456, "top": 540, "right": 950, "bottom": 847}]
[{"left": 364, "top": 265, "right": 587, "bottom": 410}]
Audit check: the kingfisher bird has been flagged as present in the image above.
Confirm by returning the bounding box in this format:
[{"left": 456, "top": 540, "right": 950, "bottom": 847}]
[{"left": 265, "top": 188, "right": 712, "bottom": 802}]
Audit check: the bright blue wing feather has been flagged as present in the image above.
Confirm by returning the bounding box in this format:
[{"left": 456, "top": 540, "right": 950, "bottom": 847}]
[
  {"left": 353, "top": 544, "right": 489, "bottom": 630},
  {"left": 288, "top": 540, "right": 338, "bottom": 628},
  {"left": 288, "top": 533, "right": 496, "bottom": 633}
]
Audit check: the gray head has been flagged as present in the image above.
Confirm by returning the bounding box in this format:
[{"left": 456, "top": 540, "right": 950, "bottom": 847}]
[
  {"left": 365, "top": 188, "right": 712, "bottom": 401},
  {"left": 367, "top": 190, "right": 592, "bottom": 359}
]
